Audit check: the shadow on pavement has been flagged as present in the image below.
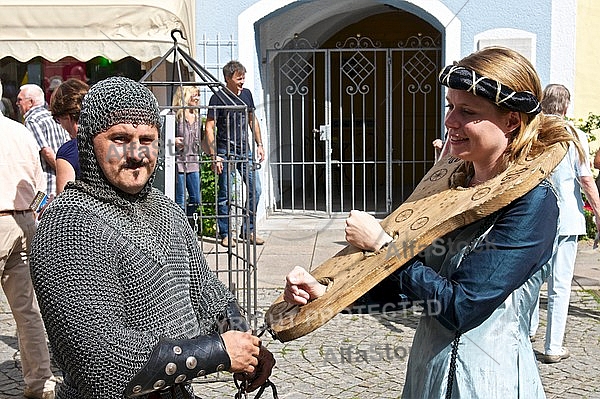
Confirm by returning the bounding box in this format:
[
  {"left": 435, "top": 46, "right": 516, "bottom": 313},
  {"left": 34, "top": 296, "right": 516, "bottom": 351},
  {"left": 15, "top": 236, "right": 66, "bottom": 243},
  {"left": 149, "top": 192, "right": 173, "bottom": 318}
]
[{"left": 0, "top": 334, "right": 19, "bottom": 351}]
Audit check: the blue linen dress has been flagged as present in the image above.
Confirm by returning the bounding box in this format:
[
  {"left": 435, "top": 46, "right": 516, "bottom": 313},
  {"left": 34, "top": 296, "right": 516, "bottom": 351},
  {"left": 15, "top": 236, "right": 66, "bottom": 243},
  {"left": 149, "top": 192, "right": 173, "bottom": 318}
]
[{"left": 396, "top": 181, "right": 557, "bottom": 398}]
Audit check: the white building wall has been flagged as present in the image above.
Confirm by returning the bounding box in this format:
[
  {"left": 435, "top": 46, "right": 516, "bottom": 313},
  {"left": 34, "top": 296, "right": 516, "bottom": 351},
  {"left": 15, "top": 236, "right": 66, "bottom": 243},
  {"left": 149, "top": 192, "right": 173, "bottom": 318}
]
[{"left": 550, "top": 0, "right": 578, "bottom": 115}]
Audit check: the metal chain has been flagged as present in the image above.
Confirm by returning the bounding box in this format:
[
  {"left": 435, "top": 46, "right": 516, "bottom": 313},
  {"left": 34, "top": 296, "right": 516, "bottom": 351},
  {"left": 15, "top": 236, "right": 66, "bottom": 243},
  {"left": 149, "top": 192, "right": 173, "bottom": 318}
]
[
  {"left": 232, "top": 324, "right": 280, "bottom": 399},
  {"left": 255, "top": 323, "right": 279, "bottom": 341},
  {"left": 234, "top": 378, "right": 249, "bottom": 399},
  {"left": 234, "top": 375, "right": 279, "bottom": 399},
  {"left": 445, "top": 213, "right": 498, "bottom": 398},
  {"left": 445, "top": 333, "right": 461, "bottom": 399}
]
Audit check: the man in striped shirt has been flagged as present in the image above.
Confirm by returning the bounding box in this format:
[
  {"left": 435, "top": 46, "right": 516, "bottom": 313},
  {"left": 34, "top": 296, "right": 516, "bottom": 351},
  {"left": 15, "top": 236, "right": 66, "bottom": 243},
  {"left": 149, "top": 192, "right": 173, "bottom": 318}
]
[{"left": 17, "top": 84, "right": 69, "bottom": 196}]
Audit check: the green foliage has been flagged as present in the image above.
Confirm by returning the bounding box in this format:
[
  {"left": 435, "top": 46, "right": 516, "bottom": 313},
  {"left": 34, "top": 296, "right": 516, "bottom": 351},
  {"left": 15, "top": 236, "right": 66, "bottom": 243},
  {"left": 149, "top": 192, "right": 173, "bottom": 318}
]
[
  {"left": 583, "top": 288, "right": 600, "bottom": 304},
  {"left": 572, "top": 112, "right": 600, "bottom": 140},
  {"left": 197, "top": 156, "right": 217, "bottom": 236},
  {"left": 190, "top": 116, "right": 217, "bottom": 237},
  {"left": 583, "top": 209, "right": 597, "bottom": 240}
]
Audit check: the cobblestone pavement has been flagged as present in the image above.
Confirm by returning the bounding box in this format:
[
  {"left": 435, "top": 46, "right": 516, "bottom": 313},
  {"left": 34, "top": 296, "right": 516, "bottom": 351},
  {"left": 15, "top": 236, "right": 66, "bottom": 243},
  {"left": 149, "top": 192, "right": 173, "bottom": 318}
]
[
  {"left": 195, "top": 287, "right": 600, "bottom": 399},
  {"left": 1, "top": 217, "right": 599, "bottom": 398},
  {"left": 0, "top": 286, "right": 597, "bottom": 398}
]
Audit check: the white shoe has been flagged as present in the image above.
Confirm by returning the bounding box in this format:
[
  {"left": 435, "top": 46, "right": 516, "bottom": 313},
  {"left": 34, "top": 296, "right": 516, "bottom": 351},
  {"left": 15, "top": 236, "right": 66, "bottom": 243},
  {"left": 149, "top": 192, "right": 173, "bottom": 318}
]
[{"left": 540, "top": 347, "right": 570, "bottom": 364}]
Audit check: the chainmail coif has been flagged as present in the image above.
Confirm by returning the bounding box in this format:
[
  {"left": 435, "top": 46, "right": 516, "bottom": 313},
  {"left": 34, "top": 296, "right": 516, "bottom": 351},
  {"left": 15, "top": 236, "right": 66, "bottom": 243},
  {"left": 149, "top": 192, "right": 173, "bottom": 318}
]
[
  {"left": 30, "top": 77, "right": 234, "bottom": 398},
  {"left": 74, "top": 76, "right": 162, "bottom": 205}
]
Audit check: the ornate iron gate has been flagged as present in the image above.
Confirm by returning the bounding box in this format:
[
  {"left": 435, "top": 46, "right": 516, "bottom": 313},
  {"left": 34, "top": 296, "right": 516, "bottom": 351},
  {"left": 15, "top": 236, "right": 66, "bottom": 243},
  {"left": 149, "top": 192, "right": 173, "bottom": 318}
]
[{"left": 266, "top": 34, "right": 442, "bottom": 216}]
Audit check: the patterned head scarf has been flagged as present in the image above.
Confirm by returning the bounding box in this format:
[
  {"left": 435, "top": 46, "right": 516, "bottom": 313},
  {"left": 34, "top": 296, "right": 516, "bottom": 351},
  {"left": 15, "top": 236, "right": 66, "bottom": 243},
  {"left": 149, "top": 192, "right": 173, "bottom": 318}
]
[
  {"left": 74, "top": 76, "right": 162, "bottom": 203},
  {"left": 438, "top": 65, "right": 541, "bottom": 115}
]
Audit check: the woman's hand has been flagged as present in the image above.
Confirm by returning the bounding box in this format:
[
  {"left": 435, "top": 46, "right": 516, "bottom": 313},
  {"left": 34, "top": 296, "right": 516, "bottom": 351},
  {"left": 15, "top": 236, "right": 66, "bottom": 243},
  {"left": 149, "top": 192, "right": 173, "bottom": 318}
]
[
  {"left": 283, "top": 266, "right": 327, "bottom": 305},
  {"left": 174, "top": 136, "right": 184, "bottom": 150},
  {"left": 345, "top": 210, "right": 392, "bottom": 252}
]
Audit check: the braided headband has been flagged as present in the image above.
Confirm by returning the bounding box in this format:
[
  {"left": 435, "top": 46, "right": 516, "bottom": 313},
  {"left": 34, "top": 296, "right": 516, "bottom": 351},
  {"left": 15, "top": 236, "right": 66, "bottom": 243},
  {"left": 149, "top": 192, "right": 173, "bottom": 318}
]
[{"left": 438, "top": 65, "right": 541, "bottom": 115}]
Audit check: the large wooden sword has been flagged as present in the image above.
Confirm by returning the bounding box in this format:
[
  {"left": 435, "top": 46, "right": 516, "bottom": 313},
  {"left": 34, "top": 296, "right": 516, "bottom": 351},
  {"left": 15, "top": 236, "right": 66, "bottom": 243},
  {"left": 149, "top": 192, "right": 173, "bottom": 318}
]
[{"left": 265, "top": 143, "right": 567, "bottom": 342}]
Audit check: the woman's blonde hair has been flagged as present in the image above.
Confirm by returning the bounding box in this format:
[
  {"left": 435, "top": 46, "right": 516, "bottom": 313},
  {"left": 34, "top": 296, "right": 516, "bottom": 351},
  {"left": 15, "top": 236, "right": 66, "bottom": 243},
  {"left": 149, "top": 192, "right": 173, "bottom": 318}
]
[
  {"left": 172, "top": 85, "right": 199, "bottom": 121},
  {"left": 456, "top": 46, "right": 583, "bottom": 166}
]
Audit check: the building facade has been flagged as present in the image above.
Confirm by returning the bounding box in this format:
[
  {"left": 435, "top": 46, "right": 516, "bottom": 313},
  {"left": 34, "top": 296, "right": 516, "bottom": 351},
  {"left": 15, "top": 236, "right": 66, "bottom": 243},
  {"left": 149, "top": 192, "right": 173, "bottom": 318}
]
[
  {"left": 575, "top": 0, "right": 600, "bottom": 121},
  {"left": 196, "top": 0, "right": 581, "bottom": 218},
  {"left": 4, "top": 0, "right": 594, "bottom": 220}
]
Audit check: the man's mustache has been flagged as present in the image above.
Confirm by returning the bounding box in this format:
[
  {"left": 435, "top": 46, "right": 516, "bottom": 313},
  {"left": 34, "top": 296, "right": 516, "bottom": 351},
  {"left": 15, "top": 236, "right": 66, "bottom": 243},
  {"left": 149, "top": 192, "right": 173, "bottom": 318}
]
[{"left": 122, "top": 159, "right": 148, "bottom": 169}]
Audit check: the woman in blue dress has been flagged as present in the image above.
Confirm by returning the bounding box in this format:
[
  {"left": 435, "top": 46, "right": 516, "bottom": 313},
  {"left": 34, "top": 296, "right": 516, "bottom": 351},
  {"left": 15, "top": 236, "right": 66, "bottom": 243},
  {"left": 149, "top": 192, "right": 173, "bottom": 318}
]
[
  {"left": 283, "top": 47, "right": 584, "bottom": 398},
  {"left": 50, "top": 78, "right": 89, "bottom": 194}
]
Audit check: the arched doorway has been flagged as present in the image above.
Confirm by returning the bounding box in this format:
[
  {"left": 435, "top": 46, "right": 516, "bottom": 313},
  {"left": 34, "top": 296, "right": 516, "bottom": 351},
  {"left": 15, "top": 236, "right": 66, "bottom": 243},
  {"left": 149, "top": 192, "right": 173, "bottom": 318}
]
[{"left": 266, "top": 10, "right": 443, "bottom": 216}]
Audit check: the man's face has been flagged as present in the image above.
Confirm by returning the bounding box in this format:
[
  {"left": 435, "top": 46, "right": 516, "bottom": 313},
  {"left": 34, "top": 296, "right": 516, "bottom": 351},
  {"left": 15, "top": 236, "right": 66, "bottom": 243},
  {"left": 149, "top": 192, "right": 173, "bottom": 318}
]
[
  {"left": 93, "top": 123, "right": 159, "bottom": 195},
  {"left": 225, "top": 71, "right": 245, "bottom": 95},
  {"left": 16, "top": 90, "right": 34, "bottom": 115}
]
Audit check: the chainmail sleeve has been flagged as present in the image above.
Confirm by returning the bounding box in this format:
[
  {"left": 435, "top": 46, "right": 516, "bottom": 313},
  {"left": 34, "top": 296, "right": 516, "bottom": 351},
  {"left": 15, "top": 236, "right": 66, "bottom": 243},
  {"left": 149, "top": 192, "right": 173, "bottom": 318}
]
[
  {"left": 182, "top": 208, "right": 236, "bottom": 330},
  {"left": 31, "top": 188, "right": 234, "bottom": 398}
]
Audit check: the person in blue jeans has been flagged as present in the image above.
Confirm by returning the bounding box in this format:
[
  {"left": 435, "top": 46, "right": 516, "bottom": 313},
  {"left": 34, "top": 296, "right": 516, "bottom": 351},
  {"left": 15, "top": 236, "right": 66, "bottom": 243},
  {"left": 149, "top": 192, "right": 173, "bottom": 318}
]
[
  {"left": 205, "top": 60, "right": 265, "bottom": 247},
  {"left": 172, "top": 85, "right": 202, "bottom": 216}
]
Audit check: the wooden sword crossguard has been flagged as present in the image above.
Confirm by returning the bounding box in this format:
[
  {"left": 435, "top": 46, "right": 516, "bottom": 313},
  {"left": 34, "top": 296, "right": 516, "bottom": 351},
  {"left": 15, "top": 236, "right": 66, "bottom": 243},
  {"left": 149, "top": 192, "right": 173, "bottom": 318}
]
[{"left": 265, "top": 143, "right": 568, "bottom": 342}]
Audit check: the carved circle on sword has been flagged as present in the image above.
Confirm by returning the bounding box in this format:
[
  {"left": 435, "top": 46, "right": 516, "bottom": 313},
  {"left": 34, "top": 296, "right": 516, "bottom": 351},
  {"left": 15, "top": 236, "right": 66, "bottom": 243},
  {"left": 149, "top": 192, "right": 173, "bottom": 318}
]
[
  {"left": 471, "top": 187, "right": 491, "bottom": 201},
  {"left": 265, "top": 143, "right": 568, "bottom": 343},
  {"left": 410, "top": 217, "right": 429, "bottom": 230}
]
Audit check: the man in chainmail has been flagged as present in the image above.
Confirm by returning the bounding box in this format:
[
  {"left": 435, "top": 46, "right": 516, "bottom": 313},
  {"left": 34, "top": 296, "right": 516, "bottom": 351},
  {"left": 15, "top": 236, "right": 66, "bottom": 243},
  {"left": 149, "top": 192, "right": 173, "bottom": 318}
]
[{"left": 30, "top": 76, "right": 275, "bottom": 399}]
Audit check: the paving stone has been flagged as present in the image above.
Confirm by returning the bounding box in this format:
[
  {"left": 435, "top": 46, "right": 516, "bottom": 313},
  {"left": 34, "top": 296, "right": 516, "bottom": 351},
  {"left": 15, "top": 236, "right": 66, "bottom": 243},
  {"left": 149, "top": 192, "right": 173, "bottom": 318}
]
[{"left": 0, "top": 236, "right": 597, "bottom": 398}]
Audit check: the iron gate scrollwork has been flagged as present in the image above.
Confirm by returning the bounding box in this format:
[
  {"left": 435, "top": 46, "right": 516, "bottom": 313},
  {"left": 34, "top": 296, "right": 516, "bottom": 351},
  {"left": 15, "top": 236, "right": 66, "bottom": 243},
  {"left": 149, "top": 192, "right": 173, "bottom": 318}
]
[{"left": 266, "top": 33, "right": 442, "bottom": 216}]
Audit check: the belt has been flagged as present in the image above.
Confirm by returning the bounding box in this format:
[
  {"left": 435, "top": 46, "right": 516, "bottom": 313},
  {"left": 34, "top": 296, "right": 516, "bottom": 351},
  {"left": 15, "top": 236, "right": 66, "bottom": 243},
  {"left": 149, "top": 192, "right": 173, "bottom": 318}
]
[{"left": 0, "top": 209, "right": 33, "bottom": 217}]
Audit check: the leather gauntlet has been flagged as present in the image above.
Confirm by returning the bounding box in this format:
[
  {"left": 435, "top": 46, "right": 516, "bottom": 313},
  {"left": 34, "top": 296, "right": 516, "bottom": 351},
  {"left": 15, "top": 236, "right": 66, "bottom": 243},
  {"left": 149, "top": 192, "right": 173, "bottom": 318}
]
[{"left": 125, "top": 332, "right": 231, "bottom": 397}]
